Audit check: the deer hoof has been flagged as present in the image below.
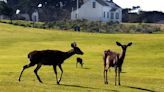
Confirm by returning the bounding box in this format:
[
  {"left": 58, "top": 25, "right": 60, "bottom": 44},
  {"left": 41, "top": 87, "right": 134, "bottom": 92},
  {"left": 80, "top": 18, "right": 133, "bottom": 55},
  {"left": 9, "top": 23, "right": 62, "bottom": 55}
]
[
  {"left": 105, "top": 81, "right": 108, "bottom": 84},
  {"left": 57, "top": 81, "right": 60, "bottom": 85},
  {"left": 58, "top": 78, "right": 61, "bottom": 82},
  {"left": 39, "top": 80, "right": 43, "bottom": 83}
]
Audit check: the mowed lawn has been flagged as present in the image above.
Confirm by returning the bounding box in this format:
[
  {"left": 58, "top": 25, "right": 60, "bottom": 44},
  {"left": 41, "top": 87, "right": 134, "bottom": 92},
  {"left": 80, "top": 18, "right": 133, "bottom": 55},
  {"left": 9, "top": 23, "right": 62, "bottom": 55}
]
[{"left": 0, "top": 23, "right": 164, "bottom": 92}]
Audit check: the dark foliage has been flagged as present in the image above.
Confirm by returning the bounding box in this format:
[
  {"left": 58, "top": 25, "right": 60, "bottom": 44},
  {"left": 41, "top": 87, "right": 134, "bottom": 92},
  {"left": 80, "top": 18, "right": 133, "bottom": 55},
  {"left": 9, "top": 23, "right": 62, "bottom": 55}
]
[
  {"left": 0, "top": 1, "right": 14, "bottom": 23},
  {"left": 122, "top": 8, "right": 164, "bottom": 23},
  {"left": 7, "top": 0, "right": 84, "bottom": 21}
]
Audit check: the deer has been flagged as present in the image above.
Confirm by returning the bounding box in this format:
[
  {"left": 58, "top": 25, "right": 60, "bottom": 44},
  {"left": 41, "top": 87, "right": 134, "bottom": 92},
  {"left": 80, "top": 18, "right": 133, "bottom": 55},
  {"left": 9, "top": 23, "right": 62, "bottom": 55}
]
[
  {"left": 18, "top": 42, "right": 84, "bottom": 85},
  {"left": 103, "top": 42, "right": 132, "bottom": 86},
  {"left": 76, "top": 57, "right": 83, "bottom": 68}
]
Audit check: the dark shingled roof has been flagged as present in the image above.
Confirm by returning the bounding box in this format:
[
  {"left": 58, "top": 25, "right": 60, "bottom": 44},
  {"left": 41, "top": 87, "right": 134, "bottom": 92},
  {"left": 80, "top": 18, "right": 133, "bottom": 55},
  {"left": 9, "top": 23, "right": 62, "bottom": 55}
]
[
  {"left": 107, "top": 1, "right": 121, "bottom": 8},
  {"left": 110, "top": 8, "right": 117, "bottom": 11},
  {"left": 72, "top": 0, "right": 121, "bottom": 12},
  {"left": 95, "top": 0, "right": 121, "bottom": 9},
  {"left": 96, "top": 0, "right": 109, "bottom": 6}
]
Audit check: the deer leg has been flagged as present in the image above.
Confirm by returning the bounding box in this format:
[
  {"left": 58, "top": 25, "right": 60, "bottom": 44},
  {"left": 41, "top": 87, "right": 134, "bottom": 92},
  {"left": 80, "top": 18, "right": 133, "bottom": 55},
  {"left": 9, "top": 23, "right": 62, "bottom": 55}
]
[
  {"left": 106, "top": 70, "right": 108, "bottom": 84},
  {"left": 18, "top": 63, "right": 34, "bottom": 81},
  {"left": 118, "top": 67, "right": 121, "bottom": 86},
  {"left": 104, "top": 64, "right": 109, "bottom": 84},
  {"left": 120, "top": 65, "right": 122, "bottom": 73},
  {"left": 76, "top": 62, "right": 78, "bottom": 68},
  {"left": 34, "top": 63, "right": 43, "bottom": 83},
  {"left": 58, "top": 64, "right": 63, "bottom": 84},
  {"left": 104, "top": 63, "right": 109, "bottom": 84},
  {"left": 53, "top": 65, "right": 59, "bottom": 84},
  {"left": 115, "top": 66, "right": 118, "bottom": 86},
  {"left": 81, "top": 63, "right": 83, "bottom": 68},
  {"left": 103, "top": 70, "right": 105, "bottom": 84},
  {"left": 104, "top": 56, "right": 110, "bottom": 84},
  {"left": 80, "top": 63, "right": 82, "bottom": 68},
  {"left": 104, "top": 69, "right": 108, "bottom": 84}
]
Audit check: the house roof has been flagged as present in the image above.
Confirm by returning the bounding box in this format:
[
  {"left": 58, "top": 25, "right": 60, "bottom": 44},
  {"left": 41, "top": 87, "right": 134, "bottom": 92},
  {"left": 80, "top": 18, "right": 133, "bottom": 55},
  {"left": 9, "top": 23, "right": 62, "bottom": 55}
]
[
  {"left": 72, "top": 0, "right": 121, "bottom": 12},
  {"left": 110, "top": 8, "right": 117, "bottom": 11},
  {"left": 96, "top": 0, "right": 121, "bottom": 11},
  {"left": 95, "top": 0, "right": 109, "bottom": 6},
  {"left": 106, "top": 1, "right": 121, "bottom": 8}
]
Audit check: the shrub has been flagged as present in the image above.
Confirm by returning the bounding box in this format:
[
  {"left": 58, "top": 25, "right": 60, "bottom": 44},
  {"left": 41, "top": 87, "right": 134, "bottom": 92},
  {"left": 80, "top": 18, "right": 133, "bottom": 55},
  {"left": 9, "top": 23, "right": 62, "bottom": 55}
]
[
  {"left": 0, "top": 19, "right": 161, "bottom": 33},
  {"left": 136, "top": 24, "right": 160, "bottom": 33}
]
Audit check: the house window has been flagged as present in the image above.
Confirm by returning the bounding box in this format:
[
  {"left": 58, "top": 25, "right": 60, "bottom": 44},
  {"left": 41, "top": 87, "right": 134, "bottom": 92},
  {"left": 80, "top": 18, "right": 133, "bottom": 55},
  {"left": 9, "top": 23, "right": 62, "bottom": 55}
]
[
  {"left": 104, "top": 12, "right": 106, "bottom": 18},
  {"left": 75, "top": 14, "right": 78, "bottom": 18},
  {"left": 111, "top": 12, "right": 114, "bottom": 19},
  {"left": 93, "top": 2, "right": 96, "bottom": 8},
  {"left": 107, "top": 12, "right": 109, "bottom": 18},
  {"left": 116, "top": 13, "right": 119, "bottom": 19}
]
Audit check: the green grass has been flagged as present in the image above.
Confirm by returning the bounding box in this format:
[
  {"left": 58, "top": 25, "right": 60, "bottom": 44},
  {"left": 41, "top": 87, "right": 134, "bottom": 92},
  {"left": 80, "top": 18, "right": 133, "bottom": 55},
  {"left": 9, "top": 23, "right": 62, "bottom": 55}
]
[{"left": 0, "top": 23, "right": 164, "bottom": 92}]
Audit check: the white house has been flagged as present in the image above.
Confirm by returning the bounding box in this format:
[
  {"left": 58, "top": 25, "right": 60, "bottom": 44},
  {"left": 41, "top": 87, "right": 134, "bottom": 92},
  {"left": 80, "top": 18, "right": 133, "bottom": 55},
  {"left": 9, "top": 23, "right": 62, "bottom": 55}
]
[
  {"left": 31, "top": 10, "right": 39, "bottom": 22},
  {"left": 71, "top": 0, "right": 122, "bottom": 22}
]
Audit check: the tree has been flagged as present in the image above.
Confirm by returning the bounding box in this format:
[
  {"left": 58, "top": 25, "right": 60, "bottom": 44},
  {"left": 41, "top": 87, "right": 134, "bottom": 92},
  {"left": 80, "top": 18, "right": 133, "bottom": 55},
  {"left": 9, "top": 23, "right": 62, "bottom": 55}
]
[
  {"left": 0, "top": 1, "right": 14, "bottom": 23},
  {"left": 4, "top": 0, "right": 85, "bottom": 21}
]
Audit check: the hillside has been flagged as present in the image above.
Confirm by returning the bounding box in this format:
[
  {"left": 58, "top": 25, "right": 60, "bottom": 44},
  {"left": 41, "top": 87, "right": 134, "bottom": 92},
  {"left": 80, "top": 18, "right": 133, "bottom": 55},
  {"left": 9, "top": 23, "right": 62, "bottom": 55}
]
[{"left": 0, "top": 23, "right": 164, "bottom": 92}]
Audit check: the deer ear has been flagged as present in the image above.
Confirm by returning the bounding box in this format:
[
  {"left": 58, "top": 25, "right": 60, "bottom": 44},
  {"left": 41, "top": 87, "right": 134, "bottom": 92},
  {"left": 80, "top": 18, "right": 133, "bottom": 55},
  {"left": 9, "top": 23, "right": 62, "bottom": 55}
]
[
  {"left": 127, "top": 42, "right": 132, "bottom": 46},
  {"left": 71, "top": 42, "right": 77, "bottom": 48},
  {"left": 116, "top": 42, "right": 122, "bottom": 46}
]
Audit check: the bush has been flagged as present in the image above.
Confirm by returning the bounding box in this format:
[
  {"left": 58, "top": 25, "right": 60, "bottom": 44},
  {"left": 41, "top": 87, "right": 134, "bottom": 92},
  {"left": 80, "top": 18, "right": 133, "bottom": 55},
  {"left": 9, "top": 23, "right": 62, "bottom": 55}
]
[
  {"left": 136, "top": 24, "right": 160, "bottom": 33},
  {"left": 0, "top": 19, "right": 161, "bottom": 33}
]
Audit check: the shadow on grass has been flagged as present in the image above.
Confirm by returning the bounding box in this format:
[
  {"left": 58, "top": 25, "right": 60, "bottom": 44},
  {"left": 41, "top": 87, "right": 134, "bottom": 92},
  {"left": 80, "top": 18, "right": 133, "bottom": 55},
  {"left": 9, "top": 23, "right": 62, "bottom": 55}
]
[
  {"left": 123, "top": 85, "right": 155, "bottom": 92},
  {"left": 60, "top": 84, "right": 118, "bottom": 92},
  {"left": 121, "top": 72, "right": 126, "bottom": 73},
  {"left": 82, "top": 67, "right": 90, "bottom": 69}
]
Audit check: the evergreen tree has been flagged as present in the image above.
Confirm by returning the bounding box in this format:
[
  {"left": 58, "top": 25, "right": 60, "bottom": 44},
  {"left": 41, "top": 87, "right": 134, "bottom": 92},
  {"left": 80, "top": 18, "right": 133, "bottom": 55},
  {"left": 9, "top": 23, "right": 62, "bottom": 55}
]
[{"left": 0, "top": 1, "right": 14, "bottom": 23}]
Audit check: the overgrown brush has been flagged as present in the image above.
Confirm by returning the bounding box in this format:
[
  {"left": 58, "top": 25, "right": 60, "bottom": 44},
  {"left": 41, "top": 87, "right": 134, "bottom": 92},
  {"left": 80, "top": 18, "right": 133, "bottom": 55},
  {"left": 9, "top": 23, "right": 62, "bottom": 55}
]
[{"left": 0, "top": 19, "right": 161, "bottom": 33}]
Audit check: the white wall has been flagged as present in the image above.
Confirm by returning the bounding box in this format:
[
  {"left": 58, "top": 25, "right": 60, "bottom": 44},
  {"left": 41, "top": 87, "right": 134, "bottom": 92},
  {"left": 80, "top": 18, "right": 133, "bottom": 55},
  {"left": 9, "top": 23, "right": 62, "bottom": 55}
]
[
  {"left": 72, "top": 0, "right": 104, "bottom": 21},
  {"left": 31, "top": 11, "right": 39, "bottom": 22},
  {"left": 71, "top": 0, "right": 122, "bottom": 22},
  {"left": 79, "top": 0, "right": 103, "bottom": 21},
  {"left": 101, "top": 6, "right": 112, "bottom": 22},
  {"left": 112, "top": 9, "right": 122, "bottom": 22}
]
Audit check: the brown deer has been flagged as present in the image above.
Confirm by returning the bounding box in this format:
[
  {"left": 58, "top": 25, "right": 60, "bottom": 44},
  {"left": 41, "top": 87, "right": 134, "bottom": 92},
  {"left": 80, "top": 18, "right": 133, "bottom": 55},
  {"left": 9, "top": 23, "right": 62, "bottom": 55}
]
[
  {"left": 18, "top": 42, "right": 83, "bottom": 84},
  {"left": 103, "top": 42, "right": 132, "bottom": 85},
  {"left": 76, "top": 57, "right": 83, "bottom": 68}
]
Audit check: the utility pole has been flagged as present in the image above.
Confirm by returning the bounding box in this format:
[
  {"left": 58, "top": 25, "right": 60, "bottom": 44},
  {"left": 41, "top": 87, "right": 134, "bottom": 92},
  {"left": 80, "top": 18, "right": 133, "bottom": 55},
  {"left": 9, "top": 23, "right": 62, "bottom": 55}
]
[{"left": 76, "top": 0, "right": 79, "bottom": 19}]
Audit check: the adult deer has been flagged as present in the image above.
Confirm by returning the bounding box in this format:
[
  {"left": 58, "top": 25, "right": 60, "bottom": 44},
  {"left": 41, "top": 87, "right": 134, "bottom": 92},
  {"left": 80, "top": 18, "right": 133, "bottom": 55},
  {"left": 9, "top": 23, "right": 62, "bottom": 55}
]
[
  {"left": 18, "top": 42, "right": 83, "bottom": 84},
  {"left": 103, "top": 42, "right": 132, "bottom": 85}
]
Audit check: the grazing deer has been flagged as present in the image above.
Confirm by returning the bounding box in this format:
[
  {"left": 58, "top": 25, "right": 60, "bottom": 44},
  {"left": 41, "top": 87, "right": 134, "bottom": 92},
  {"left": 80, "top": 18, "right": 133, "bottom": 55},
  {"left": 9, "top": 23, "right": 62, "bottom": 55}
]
[
  {"left": 103, "top": 42, "right": 132, "bottom": 85},
  {"left": 76, "top": 57, "right": 83, "bottom": 68},
  {"left": 18, "top": 42, "right": 84, "bottom": 84}
]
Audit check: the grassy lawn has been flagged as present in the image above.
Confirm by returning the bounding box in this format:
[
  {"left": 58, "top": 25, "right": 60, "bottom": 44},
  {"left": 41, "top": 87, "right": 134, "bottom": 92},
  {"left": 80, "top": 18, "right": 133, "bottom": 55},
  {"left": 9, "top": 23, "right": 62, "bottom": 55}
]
[{"left": 0, "top": 23, "right": 164, "bottom": 92}]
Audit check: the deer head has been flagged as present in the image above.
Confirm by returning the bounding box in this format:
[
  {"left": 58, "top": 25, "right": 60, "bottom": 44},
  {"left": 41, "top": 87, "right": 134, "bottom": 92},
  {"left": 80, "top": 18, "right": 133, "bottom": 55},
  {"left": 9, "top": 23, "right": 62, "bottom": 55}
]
[
  {"left": 71, "top": 42, "right": 84, "bottom": 55},
  {"left": 116, "top": 42, "right": 132, "bottom": 51}
]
